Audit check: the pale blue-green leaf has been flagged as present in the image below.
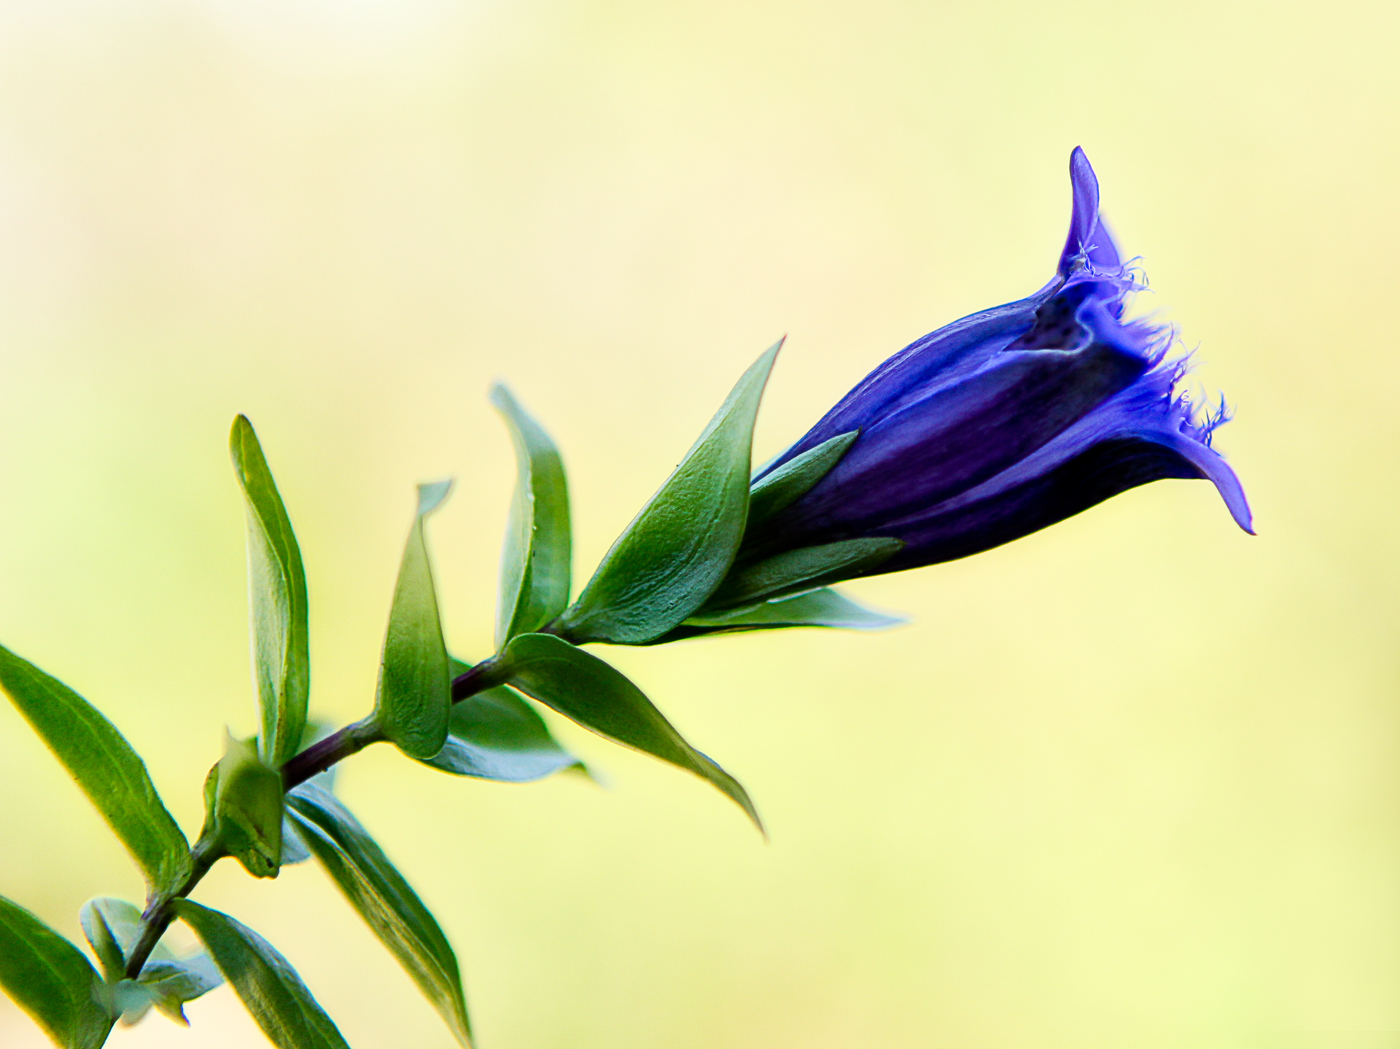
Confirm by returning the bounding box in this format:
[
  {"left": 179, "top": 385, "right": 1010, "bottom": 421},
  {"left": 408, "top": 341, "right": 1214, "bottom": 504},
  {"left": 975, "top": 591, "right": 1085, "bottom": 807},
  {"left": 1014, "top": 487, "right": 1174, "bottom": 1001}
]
[
  {"left": 129, "top": 954, "right": 223, "bottom": 1025},
  {"left": 674, "top": 587, "right": 906, "bottom": 638},
  {"left": 281, "top": 815, "right": 312, "bottom": 865},
  {"left": 558, "top": 341, "right": 781, "bottom": 644},
  {"left": 80, "top": 899, "right": 177, "bottom": 980},
  {"left": 111, "top": 980, "right": 155, "bottom": 1025},
  {"left": 702, "top": 537, "right": 902, "bottom": 611},
  {"left": 230, "top": 415, "right": 310, "bottom": 766},
  {"left": 499, "top": 633, "right": 761, "bottom": 831},
  {"left": 175, "top": 900, "right": 349, "bottom": 1049},
  {"left": 79, "top": 906, "right": 124, "bottom": 985},
  {"left": 0, "top": 896, "right": 113, "bottom": 1049},
  {"left": 287, "top": 784, "right": 472, "bottom": 1047},
  {"left": 420, "top": 657, "right": 586, "bottom": 782},
  {"left": 375, "top": 481, "right": 453, "bottom": 761},
  {"left": 746, "top": 431, "right": 858, "bottom": 528},
  {"left": 0, "top": 646, "right": 191, "bottom": 896},
  {"left": 491, "top": 385, "right": 572, "bottom": 646}
]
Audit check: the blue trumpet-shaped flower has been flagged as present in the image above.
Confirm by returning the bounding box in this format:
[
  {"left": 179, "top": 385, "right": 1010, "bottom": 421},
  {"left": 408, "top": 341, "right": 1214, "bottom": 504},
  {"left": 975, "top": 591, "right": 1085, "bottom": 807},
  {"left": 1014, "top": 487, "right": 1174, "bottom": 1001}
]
[{"left": 739, "top": 147, "right": 1252, "bottom": 578}]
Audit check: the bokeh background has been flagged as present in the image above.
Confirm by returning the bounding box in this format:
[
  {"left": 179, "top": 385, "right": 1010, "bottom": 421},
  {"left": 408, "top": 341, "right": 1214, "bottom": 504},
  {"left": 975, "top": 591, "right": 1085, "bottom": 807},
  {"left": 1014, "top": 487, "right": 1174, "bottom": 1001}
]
[{"left": 0, "top": 1, "right": 1395, "bottom": 1046}]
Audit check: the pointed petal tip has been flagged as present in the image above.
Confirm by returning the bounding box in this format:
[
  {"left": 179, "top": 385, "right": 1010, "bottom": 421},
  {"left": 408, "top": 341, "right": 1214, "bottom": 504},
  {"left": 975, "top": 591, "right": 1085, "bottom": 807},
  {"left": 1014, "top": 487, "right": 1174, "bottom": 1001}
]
[
  {"left": 1059, "top": 148, "right": 1103, "bottom": 276},
  {"left": 1168, "top": 432, "right": 1254, "bottom": 535},
  {"left": 1231, "top": 496, "right": 1256, "bottom": 536},
  {"left": 1201, "top": 450, "right": 1254, "bottom": 536}
]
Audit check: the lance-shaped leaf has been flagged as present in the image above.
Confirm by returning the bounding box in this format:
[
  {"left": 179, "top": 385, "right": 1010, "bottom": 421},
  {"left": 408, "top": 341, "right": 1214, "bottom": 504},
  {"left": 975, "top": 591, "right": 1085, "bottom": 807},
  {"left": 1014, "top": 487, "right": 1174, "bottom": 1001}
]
[
  {"left": 421, "top": 658, "right": 584, "bottom": 782},
  {"left": 175, "top": 901, "right": 349, "bottom": 1049},
  {"left": 746, "top": 430, "right": 858, "bottom": 528},
  {"left": 0, "top": 645, "right": 191, "bottom": 896},
  {"left": 0, "top": 896, "right": 113, "bottom": 1049},
  {"left": 286, "top": 784, "right": 472, "bottom": 1048},
  {"left": 492, "top": 385, "right": 572, "bottom": 647},
  {"left": 230, "top": 415, "right": 310, "bottom": 767},
  {"left": 374, "top": 481, "right": 453, "bottom": 761},
  {"left": 498, "top": 633, "right": 760, "bottom": 830},
  {"left": 558, "top": 341, "right": 781, "bottom": 644},
  {"left": 702, "top": 537, "right": 903, "bottom": 611},
  {"left": 671, "top": 586, "right": 906, "bottom": 639}
]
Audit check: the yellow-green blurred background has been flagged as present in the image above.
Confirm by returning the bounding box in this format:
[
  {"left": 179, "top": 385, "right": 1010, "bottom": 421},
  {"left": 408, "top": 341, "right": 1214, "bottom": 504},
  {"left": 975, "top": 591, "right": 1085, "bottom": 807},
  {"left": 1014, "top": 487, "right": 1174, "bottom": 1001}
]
[{"left": 0, "top": 1, "right": 1394, "bottom": 1046}]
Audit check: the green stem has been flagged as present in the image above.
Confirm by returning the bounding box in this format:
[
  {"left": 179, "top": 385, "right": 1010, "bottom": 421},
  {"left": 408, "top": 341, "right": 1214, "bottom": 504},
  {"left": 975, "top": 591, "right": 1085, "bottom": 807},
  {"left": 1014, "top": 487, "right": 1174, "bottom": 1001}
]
[
  {"left": 124, "top": 838, "right": 224, "bottom": 979},
  {"left": 122, "top": 656, "right": 515, "bottom": 980},
  {"left": 279, "top": 656, "right": 511, "bottom": 791}
]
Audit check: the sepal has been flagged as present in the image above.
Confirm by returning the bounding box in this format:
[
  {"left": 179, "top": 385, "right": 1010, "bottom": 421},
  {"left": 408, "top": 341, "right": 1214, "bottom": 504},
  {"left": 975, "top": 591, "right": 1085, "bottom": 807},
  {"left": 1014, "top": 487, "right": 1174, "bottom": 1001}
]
[
  {"left": 667, "top": 586, "right": 906, "bottom": 639},
  {"left": 700, "top": 537, "right": 902, "bottom": 611},
  {"left": 557, "top": 341, "right": 781, "bottom": 644},
  {"left": 747, "top": 430, "right": 858, "bottom": 528}
]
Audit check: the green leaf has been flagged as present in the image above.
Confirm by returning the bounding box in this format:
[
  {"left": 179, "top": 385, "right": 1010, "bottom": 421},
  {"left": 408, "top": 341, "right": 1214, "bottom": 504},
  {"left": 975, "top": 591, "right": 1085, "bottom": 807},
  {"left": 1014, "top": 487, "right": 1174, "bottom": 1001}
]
[
  {"left": 125, "top": 954, "right": 223, "bottom": 1025},
  {"left": 0, "top": 645, "right": 191, "bottom": 896},
  {"left": 498, "top": 633, "right": 761, "bottom": 831},
  {"left": 558, "top": 341, "right": 781, "bottom": 644},
  {"left": 420, "top": 657, "right": 586, "bottom": 782},
  {"left": 286, "top": 784, "right": 473, "bottom": 1048},
  {"left": 746, "top": 431, "right": 858, "bottom": 528},
  {"left": 230, "top": 415, "right": 310, "bottom": 767},
  {"left": 702, "top": 537, "right": 903, "bottom": 611},
  {"left": 675, "top": 587, "right": 906, "bottom": 637},
  {"left": 0, "top": 896, "right": 113, "bottom": 1049},
  {"left": 175, "top": 900, "right": 350, "bottom": 1049},
  {"left": 491, "top": 385, "right": 572, "bottom": 647},
  {"left": 374, "top": 481, "right": 454, "bottom": 761}
]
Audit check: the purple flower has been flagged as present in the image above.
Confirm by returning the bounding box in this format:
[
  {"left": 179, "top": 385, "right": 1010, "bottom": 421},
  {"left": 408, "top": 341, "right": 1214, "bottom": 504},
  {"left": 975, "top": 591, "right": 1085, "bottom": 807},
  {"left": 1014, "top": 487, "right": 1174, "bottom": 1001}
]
[{"left": 740, "top": 147, "right": 1252, "bottom": 578}]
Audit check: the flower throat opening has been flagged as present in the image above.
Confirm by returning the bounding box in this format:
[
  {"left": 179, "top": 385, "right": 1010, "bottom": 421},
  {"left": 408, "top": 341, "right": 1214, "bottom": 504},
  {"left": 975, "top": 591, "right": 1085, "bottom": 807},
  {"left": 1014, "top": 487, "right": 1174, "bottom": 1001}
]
[{"left": 1006, "top": 283, "right": 1096, "bottom": 353}]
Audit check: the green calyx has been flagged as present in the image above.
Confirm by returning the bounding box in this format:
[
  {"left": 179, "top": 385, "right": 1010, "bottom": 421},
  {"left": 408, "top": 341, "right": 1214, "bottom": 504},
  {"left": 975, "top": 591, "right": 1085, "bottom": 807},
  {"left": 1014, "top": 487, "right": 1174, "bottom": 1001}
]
[{"left": 201, "top": 733, "right": 284, "bottom": 879}]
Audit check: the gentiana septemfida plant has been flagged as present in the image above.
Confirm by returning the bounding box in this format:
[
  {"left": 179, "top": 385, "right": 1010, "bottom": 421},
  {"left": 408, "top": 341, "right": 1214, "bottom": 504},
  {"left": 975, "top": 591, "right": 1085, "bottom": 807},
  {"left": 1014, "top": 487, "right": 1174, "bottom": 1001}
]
[{"left": 0, "top": 148, "right": 1251, "bottom": 1049}]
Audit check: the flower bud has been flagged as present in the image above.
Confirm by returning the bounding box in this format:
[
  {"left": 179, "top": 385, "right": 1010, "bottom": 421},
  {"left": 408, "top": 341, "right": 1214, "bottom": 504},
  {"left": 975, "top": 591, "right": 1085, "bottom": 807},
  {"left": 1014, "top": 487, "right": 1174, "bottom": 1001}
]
[{"left": 200, "top": 733, "right": 283, "bottom": 879}]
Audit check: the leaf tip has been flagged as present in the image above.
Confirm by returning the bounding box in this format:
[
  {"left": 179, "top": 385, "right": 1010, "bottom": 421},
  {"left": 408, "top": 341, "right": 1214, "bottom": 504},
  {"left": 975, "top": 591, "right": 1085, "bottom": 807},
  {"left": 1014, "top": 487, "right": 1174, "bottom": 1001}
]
[
  {"left": 757, "top": 336, "right": 784, "bottom": 373},
  {"left": 416, "top": 479, "right": 453, "bottom": 517},
  {"left": 488, "top": 381, "right": 516, "bottom": 413}
]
